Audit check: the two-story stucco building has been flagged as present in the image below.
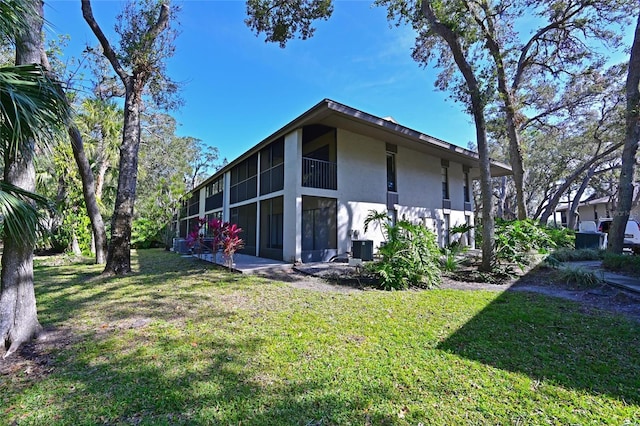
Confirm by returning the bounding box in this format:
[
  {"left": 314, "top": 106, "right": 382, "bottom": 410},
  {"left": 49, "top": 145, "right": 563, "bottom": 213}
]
[{"left": 173, "top": 99, "right": 511, "bottom": 263}]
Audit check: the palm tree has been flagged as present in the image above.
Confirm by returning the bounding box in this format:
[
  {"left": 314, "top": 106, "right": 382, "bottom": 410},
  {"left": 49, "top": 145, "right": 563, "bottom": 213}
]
[
  {"left": 0, "top": 64, "right": 68, "bottom": 243},
  {"left": 0, "top": 0, "right": 70, "bottom": 357}
]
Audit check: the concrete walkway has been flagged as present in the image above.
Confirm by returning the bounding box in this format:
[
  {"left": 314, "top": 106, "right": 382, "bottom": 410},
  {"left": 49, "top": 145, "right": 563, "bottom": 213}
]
[
  {"left": 563, "top": 260, "right": 640, "bottom": 294},
  {"left": 191, "top": 252, "right": 291, "bottom": 274}
]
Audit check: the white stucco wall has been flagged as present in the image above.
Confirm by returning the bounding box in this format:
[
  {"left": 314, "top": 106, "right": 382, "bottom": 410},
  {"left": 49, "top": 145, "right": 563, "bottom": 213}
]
[
  {"left": 577, "top": 203, "right": 611, "bottom": 223},
  {"left": 332, "top": 130, "right": 387, "bottom": 254},
  {"left": 282, "top": 130, "right": 303, "bottom": 262},
  {"left": 329, "top": 129, "right": 474, "bottom": 255}
]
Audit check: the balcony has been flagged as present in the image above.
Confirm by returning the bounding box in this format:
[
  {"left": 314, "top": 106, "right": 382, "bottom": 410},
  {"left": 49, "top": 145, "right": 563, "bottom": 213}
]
[{"left": 302, "top": 157, "right": 337, "bottom": 190}]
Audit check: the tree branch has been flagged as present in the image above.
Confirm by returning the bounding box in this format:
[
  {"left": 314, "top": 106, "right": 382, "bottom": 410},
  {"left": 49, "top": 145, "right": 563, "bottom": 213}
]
[
  {"left": 81, "top": 0, "right": 129, "bottom": 83},
  {"left": 142, "top": 3, "right": 171, "bottom": 51},
  {"left": 512, "top": 2, "right": 585, "bottom": 90}
]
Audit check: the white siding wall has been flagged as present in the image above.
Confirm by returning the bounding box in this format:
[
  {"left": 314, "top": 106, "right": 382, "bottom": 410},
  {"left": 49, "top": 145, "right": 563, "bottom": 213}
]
[
  {"left": 334, "top": 130, "right": 387, "bottom": 254},
  {"left": 282, "top": 130, "right": 303, "bottom": 262},
  {"left": 331, "top": 129, "right": 474, "bottom": 255}
]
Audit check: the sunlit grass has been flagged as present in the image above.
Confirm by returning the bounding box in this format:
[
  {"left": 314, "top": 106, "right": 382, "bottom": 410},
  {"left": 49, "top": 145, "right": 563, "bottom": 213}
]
[{"left": 2, "top": 249, "right": 639, "bottom": 424}]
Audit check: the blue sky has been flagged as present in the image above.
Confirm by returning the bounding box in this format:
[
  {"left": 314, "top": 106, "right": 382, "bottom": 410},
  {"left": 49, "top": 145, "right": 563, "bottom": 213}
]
[{"left": 44, "top": 0, "right": 476, "bottom": 162}]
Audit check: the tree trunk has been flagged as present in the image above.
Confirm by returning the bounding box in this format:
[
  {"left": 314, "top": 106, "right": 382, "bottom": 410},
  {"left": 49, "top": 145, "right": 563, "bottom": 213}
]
[
  {"left": 539, "top": 141, "right": 623, "bottom": 224},
  {"left": 497, "top": 176, "right": 506, "bottom": 219},
  {"left": 68, "top": 125, "right": 108, "bottom": 264},
  {"left": 481, "top": 16, "right": 528, "bottom": 220},
  {"left": 567, "top": 167, "right": 595, "bottom": 230},
  {"left": 103, "top": 83, "right": 142, "bottom": 275},
  {"left": 609, "top": 13, "right": 640, "bottom": 254},
  {"left": 0, "top": 0, "right": 44, "bottom": 357},
  {"left": 81, "top": 0, "right": 170, "bottom": 275},
  {"left": 71, "top": 232, "right": 82, "bottom": 256},
  {"left": 421, "top": 1, "right": 495, "bottom": 271},
  {"left": 502, "top": 96, "right": 527, "bottom": 220},
  {"left": 95, "top": 151, "right": 109, "bottom": 201},
  {"left": 473, "top": 102, "right": 495, "bottom": 271}
]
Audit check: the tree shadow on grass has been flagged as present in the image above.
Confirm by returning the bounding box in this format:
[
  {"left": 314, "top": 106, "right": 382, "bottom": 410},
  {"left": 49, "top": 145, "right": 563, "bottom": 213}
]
[
  {"left": 21, "top": 250, "right": 399, "bottom": 424},
  {"left": 9, "top": 330, "right": 392, "bottom": 425},
  {"left": 437, "top": 270, "right": 640, "bottom": 405},
  {"left": 34, "top": 249, "right": 262, "bottom": 326}
]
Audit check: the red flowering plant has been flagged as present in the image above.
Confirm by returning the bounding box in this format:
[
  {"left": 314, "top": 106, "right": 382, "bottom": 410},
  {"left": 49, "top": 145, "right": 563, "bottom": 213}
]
[
  {"left": 185, "top": 217, "right": 243, "bottom": 268},
  {"left": 185, "top": 217, "right": 209, "bottom": 257},
  {"left": 222, "top": 223, "right": 244, "bottom": 268}
]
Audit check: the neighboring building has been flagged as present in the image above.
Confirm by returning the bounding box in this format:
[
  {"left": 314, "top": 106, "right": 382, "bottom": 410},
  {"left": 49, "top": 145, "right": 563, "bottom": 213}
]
[
  {"left": 555, "top": 184, "right": 640, "bottom": 228},
  {"left": 173, "top": 99, "right": 512, "bottom": 263}
]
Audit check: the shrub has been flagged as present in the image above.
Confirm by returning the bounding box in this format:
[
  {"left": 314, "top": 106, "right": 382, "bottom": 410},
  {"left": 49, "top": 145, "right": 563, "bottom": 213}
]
[
  {"left": 368, "top": 220, "right": 441, "bottom": 290},
  {"left": 602, "top": 253, "right": 640, "bottom": 275},
  {"left": 132, "top": 217, "right": 163, "bottom": 249},
  {"left": 553, "top": 267, "right": 602, "bottom": 288},
  {"left": 440, "top": 241, "right": 466, "bottom": 272},
  {"left": 494, "top": 219, "right": 568, "bottom": 267},
  {"left": 547, "top": 248, "right": 604, "bottom": 263},
  {"left": 185, "top": 217, "right": 244, "bottom": 268},
  {"left": 544, "top": 225, "right": 575, "bottom": 248}
]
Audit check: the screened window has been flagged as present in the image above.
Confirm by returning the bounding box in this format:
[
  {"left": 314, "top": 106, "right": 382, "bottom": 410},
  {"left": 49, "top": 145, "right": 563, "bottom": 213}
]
[
  {"left": 463, "top": 171, "right": 470, "bottom": 203},
  {"left": 230, "top": 154, "right": 258, "bottom": 204},
  {"left": 205, "top": 177, "right": 224, "bottom": 197},
  {"left": 187, "top": 193, "right": 199, "bottom": 216},
  {"left": 387, "top": 153, "right": 397, "bottom": 192},
  {"left": 441, "top": 166, "right": 449, "bottom": 200},
  {"left": 260, "top": 139, "right": 285, "bottom": 195}
]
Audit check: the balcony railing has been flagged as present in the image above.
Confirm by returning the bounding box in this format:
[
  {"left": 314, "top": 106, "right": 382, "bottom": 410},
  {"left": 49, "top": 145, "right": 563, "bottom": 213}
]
[{"left": 302, "top": 157, "right": 337, "bottom": 190}]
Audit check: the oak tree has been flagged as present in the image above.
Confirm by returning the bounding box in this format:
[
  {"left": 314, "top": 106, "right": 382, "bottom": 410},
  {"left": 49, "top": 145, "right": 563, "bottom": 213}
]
[
  {"left": 81, "top": 0, "right": 177, "bottom": 275},
  {"left": 609, "top": 13, "right": 640, "bottom": 253}
]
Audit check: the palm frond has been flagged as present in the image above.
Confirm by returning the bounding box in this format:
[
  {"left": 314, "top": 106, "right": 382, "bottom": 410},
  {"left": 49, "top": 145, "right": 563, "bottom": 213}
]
[
  {"left": 0, "top": 180, "right": 50, "bottom": 247},
  {"left": 0, "top": 0, "right": 35, "bottom": 42},
  {"left": 0, "top": 64, "right": 70, "bottom": 158}
]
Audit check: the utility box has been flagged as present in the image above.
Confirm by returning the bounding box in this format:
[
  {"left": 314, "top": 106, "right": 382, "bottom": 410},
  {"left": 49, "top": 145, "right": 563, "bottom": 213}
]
[
  {"left": 575, "top": 233, "right": 604, "bottom": 250},
  {"left": 352, "top": 240, "right": 374, "bottom": 261},
  {"left": 173, "top": 238, "right": 189, "bottom": 254}
]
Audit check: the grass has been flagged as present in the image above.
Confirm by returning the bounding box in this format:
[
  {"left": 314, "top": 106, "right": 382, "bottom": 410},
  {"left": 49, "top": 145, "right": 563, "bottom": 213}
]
[{"left": 2, "top": 249, "right": 640, "bottom": 424}]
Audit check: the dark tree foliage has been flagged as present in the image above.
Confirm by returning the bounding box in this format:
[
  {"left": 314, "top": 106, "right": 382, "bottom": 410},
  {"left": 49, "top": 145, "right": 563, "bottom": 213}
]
[{"left": 245, "top": 0, "right": 333, "bottom": 47}]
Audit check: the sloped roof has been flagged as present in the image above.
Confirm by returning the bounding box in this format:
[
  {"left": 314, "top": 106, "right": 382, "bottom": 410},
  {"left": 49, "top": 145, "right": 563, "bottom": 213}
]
[{"left": 194, "top": 99, "right": 512, "bottom": 192}]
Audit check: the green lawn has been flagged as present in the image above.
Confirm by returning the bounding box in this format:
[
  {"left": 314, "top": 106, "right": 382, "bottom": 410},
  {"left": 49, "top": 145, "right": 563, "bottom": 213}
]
[{"left": 2, "top": 249, "right": 639, "bottom": 425}]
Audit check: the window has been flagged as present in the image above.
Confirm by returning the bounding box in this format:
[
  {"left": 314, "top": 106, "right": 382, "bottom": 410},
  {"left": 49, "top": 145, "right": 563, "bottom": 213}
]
[
  {"left": 463, "top": 171, "right": 470, "bottom": 203},
  {"left": 441, "top": 166, "right": 449, "bottom": 200},
  {"left": 230, "top": 154, "right": 258, "bottom": 204},
  {"left": 388, "top": 209, "right": 397, "bottom": 227},
  {"left": 206, "top": 177, "right": 224, "bottom": 197},
  {"left": 260, "top": 139, "right": 285, "bottom": 195},
  {"left": 387, "top": 152, "right": 397, "bottom": 192},
  {"left": 205, "top": 176, "right": 224, "bottom": 211},
  {"left": 465, "top": 215, "right": 471, "bottom": 246},
  {"left": 266, "top": 213, "right": 283, "bottom": 249},
  {"left": 188, "top": 193, "right": 199, "bottom": 216},
  {"left": 444, "top": 214, "right": 450, "bottom": 246}
]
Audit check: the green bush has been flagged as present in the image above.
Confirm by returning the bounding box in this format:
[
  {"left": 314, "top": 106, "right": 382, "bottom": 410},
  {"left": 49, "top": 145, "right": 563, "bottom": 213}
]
[
  {"left": 41, "top": 211, "right": 93, "bottom": 255},
  {"left": 602, "top": 253, "right": 640, "bottom": 275},
  {"left": 368, "top": 220, "right": 441, "bottom": 290},
  {"left": 131, "top": 217, "right": 163, "bottom": 249},
  {"left": 544, "top": 225, "right": 575, "bottom": 248},
  {"left": 494, "top": 219, "right": 573, "bottom": 267},
  {"left": 547, "top": 248, "right": 604, "bottom": 263},
  {"left": 440, "top": 241, "right": 467, "bottom": 272},
  {"left": 553, "top": 267, "right": 603, "bottom": 288}
]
